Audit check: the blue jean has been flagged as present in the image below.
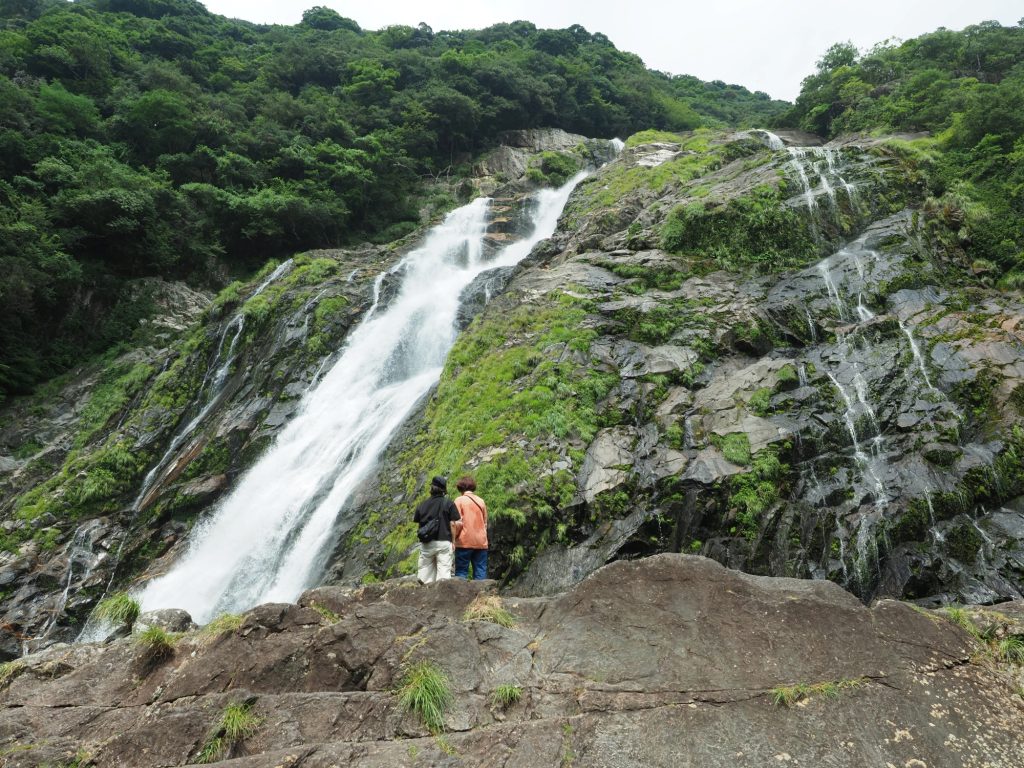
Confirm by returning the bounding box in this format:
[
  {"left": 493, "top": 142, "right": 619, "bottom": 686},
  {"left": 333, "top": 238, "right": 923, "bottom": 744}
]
[{"left": 454, "top": 548, "right": 488, "bottom": 580}]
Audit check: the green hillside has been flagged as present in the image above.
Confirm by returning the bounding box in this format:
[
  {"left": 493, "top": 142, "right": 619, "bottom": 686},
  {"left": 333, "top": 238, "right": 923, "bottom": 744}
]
[{"left": 0, "top": 0, "right": 785, "bottom": 398}]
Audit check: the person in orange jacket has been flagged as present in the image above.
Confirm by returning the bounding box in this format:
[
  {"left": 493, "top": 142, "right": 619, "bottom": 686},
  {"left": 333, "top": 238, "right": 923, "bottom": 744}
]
[{"left": 452, "top": 475, "right": 488, "bottom": 580}]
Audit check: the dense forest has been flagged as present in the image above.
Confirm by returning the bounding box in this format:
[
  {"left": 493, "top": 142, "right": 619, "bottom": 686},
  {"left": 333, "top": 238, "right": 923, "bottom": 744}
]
[
  {"left": 780, "top": 20, "right": 1024, "bottom": 288},
  {"left": 1, "top": 2, "right": 1022, "bottom": 404},
  {"left": 0, "top": 0, "right": 786, "bottom": 399}
]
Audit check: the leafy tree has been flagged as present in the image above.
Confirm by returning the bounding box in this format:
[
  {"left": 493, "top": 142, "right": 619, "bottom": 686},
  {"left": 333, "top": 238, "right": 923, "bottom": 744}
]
[
  {"left": 0, "top": 0, "right": 788, "bottom": 396},
  {"left": 778, "top": 22, "right": 1024, "bottom": 284},
  {"left": 300, "top": 6, "right": 360, "bottom": 32}
]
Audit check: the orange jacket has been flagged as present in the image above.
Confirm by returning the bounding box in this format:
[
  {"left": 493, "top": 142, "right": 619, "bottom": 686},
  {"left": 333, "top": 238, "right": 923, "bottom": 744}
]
[{"left": 454, "top": 492, "right": 488, "bottom": 549}]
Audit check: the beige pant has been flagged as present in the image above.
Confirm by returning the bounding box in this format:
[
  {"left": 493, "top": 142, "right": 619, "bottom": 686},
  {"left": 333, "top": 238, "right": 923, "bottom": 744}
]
[{"left": 418, "top": 539, "right": 454, "bottom": 583}]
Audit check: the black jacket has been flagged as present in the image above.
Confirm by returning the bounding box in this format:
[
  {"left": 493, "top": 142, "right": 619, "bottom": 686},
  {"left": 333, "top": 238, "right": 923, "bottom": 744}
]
[{"left": 414, "top": 495, "right": 460, "bottom": 542}]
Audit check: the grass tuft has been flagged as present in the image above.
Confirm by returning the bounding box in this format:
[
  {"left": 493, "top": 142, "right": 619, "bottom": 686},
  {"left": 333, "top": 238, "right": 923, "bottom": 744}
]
[
  {"left": 310, "top": 602, "right": 341, "bottom": 623},
  {"left": 94, "top": 592, "right": 141, "bottom": 627},
  {"left": 198, "top": 613, "right": 244, "bottom": 643},
  {"left": 398, "top": 660, "right": 453, "bottom": 734},
  {"left": 939, "top": 606, "right": 984, "bottom": 640},
  {"left": 0, "top": 661, "right": 25, "bottom": 690},
  {"left": 196, "top": 700, "right": 261, "bottom": 763},
  {"left": 195, "top": 736, "right": 224, "bottom": 765},
  {"left": 770, "top": 677, "right": 865, "bottom": 707},
  {"left": 491, "top": 683, "right": 523, "bottom": 709},
  {"left": 998, "top": 636, "right": 1024, "bottom": 664},
  {"left": 134, "top": 626, "right": 176, "bottom": 662},
  {"left": 463, "top": 595, "right": 516, "bottom": 628},
  {"left": 221, "top": 701, "right": 262, "bottom": 742}
]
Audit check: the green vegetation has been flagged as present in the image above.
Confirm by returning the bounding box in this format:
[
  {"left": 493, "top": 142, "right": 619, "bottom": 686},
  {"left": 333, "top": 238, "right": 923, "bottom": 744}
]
[
  {"left": 0, "top": 2, "right": 785, "bottom": 399},
  {"left": 491, "top": 683, "right": 524, "bottom": 708},
  {"left": 728, "top": 447, "right": 788, "bottom": 541},
  {"left": 925, "top": 426, "right": 1024, "bottom": 523},
  {"left": 660, "top": 185, "right": 817, "bottom": 273},
  {"left": 367, "top": 295, "right": 619, "bottom": 577},
  {"left": 198, "top": 612, "right": 244, "bottom": 642},
  {"left": 463, "top": 595, "right": 516, "bottom": 628},
  {"left": 309, "top": 602, "right": 341, "bottom": 623},
  {"left": 939, "top": 605, "right": 980, "bottom": 635},
  {"left": 568, "top": 129, "right": 755, "bottom": 217},
  {"left": 527, "top": 151, "right": 581, "bottom": 186},
  {"left": 74, "top": 359, "right": 155, "bottom": 448},
  {"left": 197, "top": 700, "right": 262, "bottom": 764},
  {"left": 775, "top": 364, "right": 799, "bottom": 389},
  {"left": 398, "top": 660, "right": 453, "bottom": 734},
  {"left": 133, "top": 626, "right": 176, "bottom": 663},
  {"left": 781, "top": 23, "right": 1024, "bottom": 285},
  {"left": 747, "top": 387, "right": 772, "bottom": 416},
  {"left": 770, "top": 677, "right": 866, "bottom": 707},
  {"left": 998, "top": 636, "right": 1024, "bottom": 664},
  {"left": 0, "top": 660, "right": 25, "bottom": 690},
  {"left": 715, "top": 432, "right": 751, "bottom": 466},
  {"left": 94, "top": 591, "right": 140, "bottom": 627},
  {"left": 935, "top": 606, "right": 1024, "bottom": 669}
]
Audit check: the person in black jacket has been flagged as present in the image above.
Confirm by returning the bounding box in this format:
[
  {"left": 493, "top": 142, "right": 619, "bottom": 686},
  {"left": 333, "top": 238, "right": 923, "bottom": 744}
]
[{"left": 414, "top": 475, "right": 461, "bottom": 584}]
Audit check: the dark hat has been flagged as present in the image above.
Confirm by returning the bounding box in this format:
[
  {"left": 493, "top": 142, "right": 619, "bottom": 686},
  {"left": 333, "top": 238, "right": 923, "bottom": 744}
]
[{"left": 431, "top": 475, "right": 447, "bottom": 491}]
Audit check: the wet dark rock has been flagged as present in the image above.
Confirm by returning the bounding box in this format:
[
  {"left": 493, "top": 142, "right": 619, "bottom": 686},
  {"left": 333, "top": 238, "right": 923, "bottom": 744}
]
[{"left": 456, "top": 265, "right": 517, "bottom": 330}]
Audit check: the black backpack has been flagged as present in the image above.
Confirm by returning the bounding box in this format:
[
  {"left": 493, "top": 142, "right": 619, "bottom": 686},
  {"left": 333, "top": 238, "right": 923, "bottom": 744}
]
[{"left": 417, "top": 498, "right": 444, "bottom": 543}]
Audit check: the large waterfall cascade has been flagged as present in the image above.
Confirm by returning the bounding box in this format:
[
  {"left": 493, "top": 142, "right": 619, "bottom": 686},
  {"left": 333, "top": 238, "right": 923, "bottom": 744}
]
[{"left": 135, "top": 172, "right": 589, "bottom": 624}]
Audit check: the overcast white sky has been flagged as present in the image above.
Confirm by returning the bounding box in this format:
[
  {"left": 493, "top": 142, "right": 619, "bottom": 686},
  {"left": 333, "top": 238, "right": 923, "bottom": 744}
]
[{"left": 201, "top": 1, "right": 1022, "bottom": 101}]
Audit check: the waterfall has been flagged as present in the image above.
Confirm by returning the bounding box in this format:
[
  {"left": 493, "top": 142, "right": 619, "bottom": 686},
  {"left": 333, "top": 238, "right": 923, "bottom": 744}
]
[
  {"left": 818, "top": 248, "right": 889, "bottom": 508},
  {"left": 788, "top": 148, "right": 818, "bottom": 210},
  {"left": 755, "top": 130, "right": 785, "bottom": 151},
  {"left": 134, "top": 258, "right": 295, "bottom": 513},
  {"left": 38, "top": 519, "right": 105, "bottom": 644},
  {"left": 138, "top": 173, "right": 588, "bottom": 623},
  {"left": 899, "top": 320, "right": 936, "bottom": 392},
  {"left": 777, "top": 143, "right": 858, "bottom": 215},
  {"left": 76, "top": 260, "right": 297, "bottom": 642}
]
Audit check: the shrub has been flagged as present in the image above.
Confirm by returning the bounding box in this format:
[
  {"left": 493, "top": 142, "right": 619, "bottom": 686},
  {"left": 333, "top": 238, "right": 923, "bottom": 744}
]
[
  {"left": 491, "top": 683, "right": 523, "bottom": 709},
  {"left": 463, "top": 595, "right": 516, "bottom": 628},
  {"left": 398, "top": 661, "right": 453, "bottom": 734},
  {"left": 95, "top": 592, "right": 141, "bottom": 627}
]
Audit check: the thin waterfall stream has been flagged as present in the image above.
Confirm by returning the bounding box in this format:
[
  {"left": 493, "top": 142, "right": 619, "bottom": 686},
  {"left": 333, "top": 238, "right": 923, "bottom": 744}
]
[{"left": 135, "top": 172, "right": 589, "bottom": 623}]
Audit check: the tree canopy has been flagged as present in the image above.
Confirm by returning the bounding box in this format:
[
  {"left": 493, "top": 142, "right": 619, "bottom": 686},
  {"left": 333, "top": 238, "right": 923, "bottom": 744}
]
[
  {"left": 0, "top": 0, "right": 785, "bottom": 398},
  {"left": 780, "top": 21, "right": 1024, "bottom": 286}
]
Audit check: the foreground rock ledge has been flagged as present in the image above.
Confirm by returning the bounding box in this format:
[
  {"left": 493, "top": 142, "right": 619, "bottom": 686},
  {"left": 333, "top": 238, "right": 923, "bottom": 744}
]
[{"left": 2, "top": 555, "right": 1022, "bottom": 767}]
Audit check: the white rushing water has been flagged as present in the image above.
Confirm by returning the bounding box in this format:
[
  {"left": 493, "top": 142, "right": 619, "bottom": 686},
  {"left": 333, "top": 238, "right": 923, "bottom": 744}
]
[{"left": 139, "top": 173, "right": 588, "bottom": 622}]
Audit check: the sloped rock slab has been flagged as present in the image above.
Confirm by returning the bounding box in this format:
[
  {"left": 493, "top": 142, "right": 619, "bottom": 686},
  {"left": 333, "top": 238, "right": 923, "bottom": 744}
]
[{"left": 3, "top": 556, "right": 1023, "bottom": 767}]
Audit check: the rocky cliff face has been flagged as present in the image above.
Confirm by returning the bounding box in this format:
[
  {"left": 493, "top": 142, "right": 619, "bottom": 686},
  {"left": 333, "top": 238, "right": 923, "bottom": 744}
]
[
  {"left": 2, "top": 556, "right": 1022, "bottom": 767},
  {"left": 0, "top": 131, "right": 609, "bottom": 658},
  {"left": 333, "top": 129, "right": 1024, "bottom": 608},
  {"left": 2, "top": 126, "right": 1024, "bottom": 663}
]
